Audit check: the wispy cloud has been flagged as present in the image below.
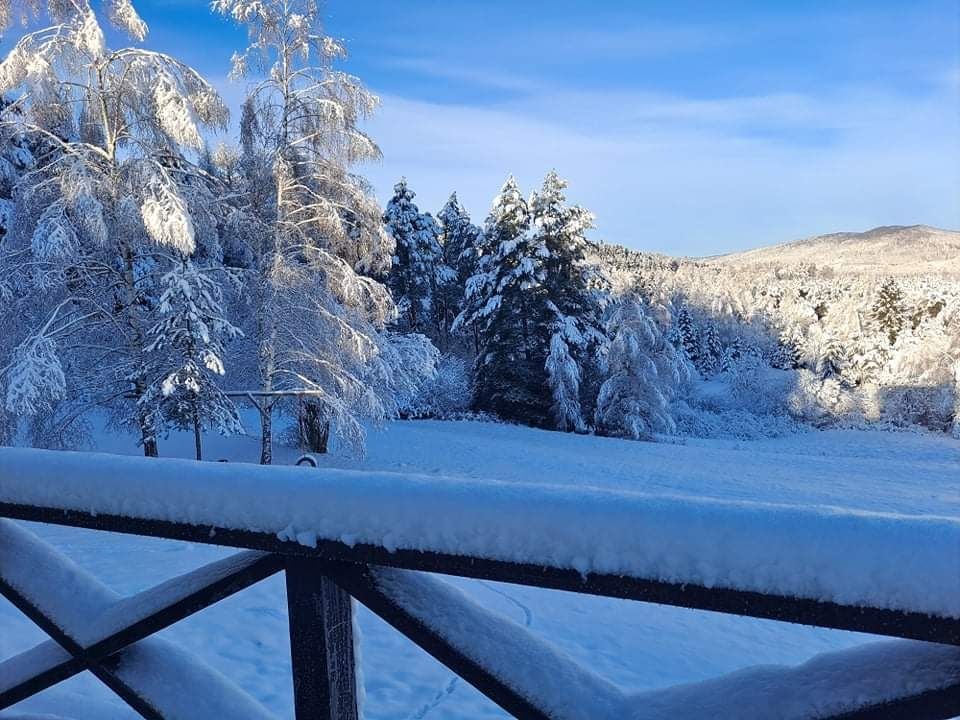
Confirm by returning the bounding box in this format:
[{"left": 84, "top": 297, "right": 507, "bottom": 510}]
[{"left": 363, "top": 74, "right": 960, "bottom": 255}]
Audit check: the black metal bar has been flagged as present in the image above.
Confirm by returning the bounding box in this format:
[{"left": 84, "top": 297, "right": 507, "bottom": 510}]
[
  {"left": 3, "top": 502, "right": 957, "bottom": 647},
  {"left": 285, "top": 556, "right": 359, "bottom": 720},
  {"left": 827, "top": 680, "right": 960, "bottom": 720},
  {"left": 0, "top": 552, "right": 283, "bottom": 708},
  {"left": 327, "top": 562, "right": 551, "bottom": 720}
]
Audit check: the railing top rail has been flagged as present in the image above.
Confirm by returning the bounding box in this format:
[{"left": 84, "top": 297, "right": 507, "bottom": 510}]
[{"left": 2, "top": 446, "right": 959, "bottom": 644}]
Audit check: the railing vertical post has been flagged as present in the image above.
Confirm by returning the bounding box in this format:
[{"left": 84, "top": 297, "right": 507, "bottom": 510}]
[{"left": 285, "top": 557, "right": 359, "bottom": 720}]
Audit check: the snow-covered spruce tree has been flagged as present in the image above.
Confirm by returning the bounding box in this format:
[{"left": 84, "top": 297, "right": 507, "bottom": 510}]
[
  {"left": 0, "top": 0, "right": 228, "bottom": 455},
  {"left": 698, "top": 322, "right": 723, "bottom": 376},
  {"left": 671, "top": 303, "right": 700, "bottom": 365},
  {"left": 436, "top": 192, "right": 482, "bottom": 350},
  {"left": 383, "top": 178, "right": 443, "bottom": 335},
  {"left": 872, "top": 277, "right": 906, "bottom": 345},
  {"left": 545, "top": 320, "right": 586, "bottom": 432},
  {"left": 595, "top": 296, "right": 675, "bottom": 440},
  {"left": 530, "top": 171, "right": 607, "bottom": 430},
  {"left": 142, "top": 260, "right": 243, "bottom": 460},
  {"left": 771, "top": 330, "right": 803, "bottom": 370},
  {"left": 214, "top": 0, "right": 418, "bottom": 460},
  {"left": 456, "top": 176, "right": 553, "bottom": 426}
]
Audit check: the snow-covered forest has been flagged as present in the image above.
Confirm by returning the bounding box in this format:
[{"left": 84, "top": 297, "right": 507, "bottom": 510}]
[
  {"left": 0, "top": 3, "right": 958, "bottom": 719},
  {"left": 0, "top": 0, "right": 958, "bottom": 462}
]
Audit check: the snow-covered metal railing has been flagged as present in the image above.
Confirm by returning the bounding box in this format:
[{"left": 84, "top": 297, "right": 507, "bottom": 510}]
[{"left": 0, "top": 447, "right": 958, "bottom": 720}]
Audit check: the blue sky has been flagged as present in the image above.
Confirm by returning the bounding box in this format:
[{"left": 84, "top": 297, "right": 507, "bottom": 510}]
[{"left": 22, "top": 1, "right": 960, "bottom": 254}]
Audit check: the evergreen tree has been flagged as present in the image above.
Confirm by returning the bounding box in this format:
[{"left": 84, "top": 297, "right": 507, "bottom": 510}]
[
  {"left": 458, "top": 176, "right": 552, "bottom": 425},
  {"left": 720, "top": 335, "right": 744, "bottom": 373},
  {"left": 383, "top": 179, "right": 442, "bottom": 334},
  {"left": 531, "top": 171, "right": 607, "bottom": 430},
  {"left": 143, "top": 260, "right": 243, "bottom": 460},
  {"left": 436, "top": 192, "right": 481, "bottom": 349},
  {"left": 595, "top": 297, "right": 674, "bottom": 440},
  {"left": 531, "top": 172, "right": 604, "bottom": 335},
  {"left": 872, "top": 278, "right": 906, "bottom": 345},
  {"left": 772, "top": 331, "right": 803, "bottom": 370},
  {"left": 672, "top": 304, "right": 699, "bottom": 364},
  {"left": 699, "top": 323, "right": 723, "bottom": 376},
  {"left": 545, "top": 325, "right": 585, "bottom": 432},
  {"left": 816, "top": 333, "right": 847, "bottom": 380}
]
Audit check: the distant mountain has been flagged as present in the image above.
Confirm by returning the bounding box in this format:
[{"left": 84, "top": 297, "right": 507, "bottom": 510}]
[{"left": 704, "top": 225, "right": 960, "bottom": 276}]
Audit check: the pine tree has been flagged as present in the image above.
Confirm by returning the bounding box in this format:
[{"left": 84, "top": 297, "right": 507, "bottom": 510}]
[
  {"left": 436, "top": 192, "right": 481, "bottom": 348},
  {"left": 720, "top": 335, "right": 744, "bottom": 373},
  {"left": 531, "top": 171, "right": 607, "bottom": 430},
  {"left": 872, "top": 278, "right": 906, "bottom": 345},
  {"left": 531, "top": 171, "right": 604, "bottom": 334},
  {"left": 595, "top": 297, "right": 674, "bottom": 440},
  {"left": 816, "top": 333, "right": 847, "bottom": 381},
  {"left": 772, "top": 331, "right": 803, "bottom": 370},
  {"left": 384, "top": 179, "right": 443, "bottom": 334},
  {"left": 672, "top": 304, "right": 699, "bottom": 364},
  {"left": 458, "top": 176, "right": 552, "bottom": 425},
  {"left": 545, "top": 328, "right": 586, "bottom": 432},
  {"left": 143, "top": 260, "right": 243, "bottom": 460},
  {"left": 699, "top": 323, "right": 723, "bottom": 376}
]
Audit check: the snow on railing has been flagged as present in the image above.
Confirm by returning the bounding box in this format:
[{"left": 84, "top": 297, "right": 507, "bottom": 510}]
[{"left": 1, "top": 446, "right": 959, "bottom": 720}]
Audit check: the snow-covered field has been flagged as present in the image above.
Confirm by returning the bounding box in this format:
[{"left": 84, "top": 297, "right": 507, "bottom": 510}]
[{"left": 2, "top": 418, "right": 959, "bottom": 719}]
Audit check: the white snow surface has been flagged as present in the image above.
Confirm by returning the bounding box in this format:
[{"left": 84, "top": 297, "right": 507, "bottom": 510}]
[
  {"left": 2, "top": 418, "right": 959, "bottom": 719},
  {"left": 2, "top": 431, "right": 959, "bottom": 617}
]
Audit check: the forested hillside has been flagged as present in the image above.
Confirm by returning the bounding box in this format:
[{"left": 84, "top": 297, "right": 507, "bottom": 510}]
[
  {"left": 706, "top": 225, "right": 960, "bottom": 277},
  {"left": 598, "top": 237, "right": 960, "bottom": 436}
]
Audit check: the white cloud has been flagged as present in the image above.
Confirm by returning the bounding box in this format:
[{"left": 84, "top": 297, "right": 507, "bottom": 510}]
[{"left": 361, "top": 78, "right": 960, "bottom": 256}]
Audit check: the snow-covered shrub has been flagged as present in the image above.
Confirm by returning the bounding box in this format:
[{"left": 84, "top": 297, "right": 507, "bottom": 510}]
[
  {"left": 788, "top": 370, "right": 858, "bottom": 427},
  {"left": 674, "top": 363, "right": 800, "bottom": 440},
  {"left": 673, "top": 399, "right": 801, "bottom": 440},
  {"left": 398, "top": 354, "right": 471, "bottom": 419},
  {"left": 953, "top": 363, "right": 960, "bottom": 439},
  {"left": 879, "top": 384, "right": 955, "bottom": 432},
  {"left": 729, "top": 358, "right": 795, "bottom": 417},
  {"left": 4, "top": 335, "right": 66, "bottom": 415},
  {"left": 371, "top": 333, "right": 441, "bottom": 420}
]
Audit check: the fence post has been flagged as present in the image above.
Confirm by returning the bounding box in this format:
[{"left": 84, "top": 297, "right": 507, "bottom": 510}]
[{"left": 285, "top": 557, "right": 359, "bottom": 720}]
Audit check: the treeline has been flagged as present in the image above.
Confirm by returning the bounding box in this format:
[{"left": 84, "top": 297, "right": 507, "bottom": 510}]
[{"left": 380, "top": 174, "right": 689, "bottom": 439}]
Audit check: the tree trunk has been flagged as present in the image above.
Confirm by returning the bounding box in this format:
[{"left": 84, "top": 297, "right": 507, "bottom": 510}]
[
  {"left": 141, "top": 426, "right": 159, "bottom": 458},
  {"left": 260, "top": 405, "right": 273, "bottom": 465},
  {"left": 299, "top": 401, "right": 330, "bottom": 454},
  {"left": 193, "top": 410, "right": 202, "bottom": 461}
]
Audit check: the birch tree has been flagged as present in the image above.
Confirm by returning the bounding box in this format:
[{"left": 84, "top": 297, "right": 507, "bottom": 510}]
[
  {"left": 0, "top": 0, "right": 228, "bottom": 454},
  {"left": 214, "top": 0, "right": 412, "bottom": 459}
]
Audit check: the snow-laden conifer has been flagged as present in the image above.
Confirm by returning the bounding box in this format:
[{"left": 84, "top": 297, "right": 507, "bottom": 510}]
[
  {"left": 595, "top": 297, "right": 675, "bottom": 440},
  {"left": 457, "top": 176, "right": 554, "bottom": 425},
  {"left": 872, "top": 278, "right": 906, "bottom": 345},
  {"left": 142, "top": 260, "right": 243, "bottom": 460},
  {"left": 384, "top": 179, "right": 443, "bottom": 334},
  {"left": 436, "top": 192, "right": 482, "bottom": 348}
]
